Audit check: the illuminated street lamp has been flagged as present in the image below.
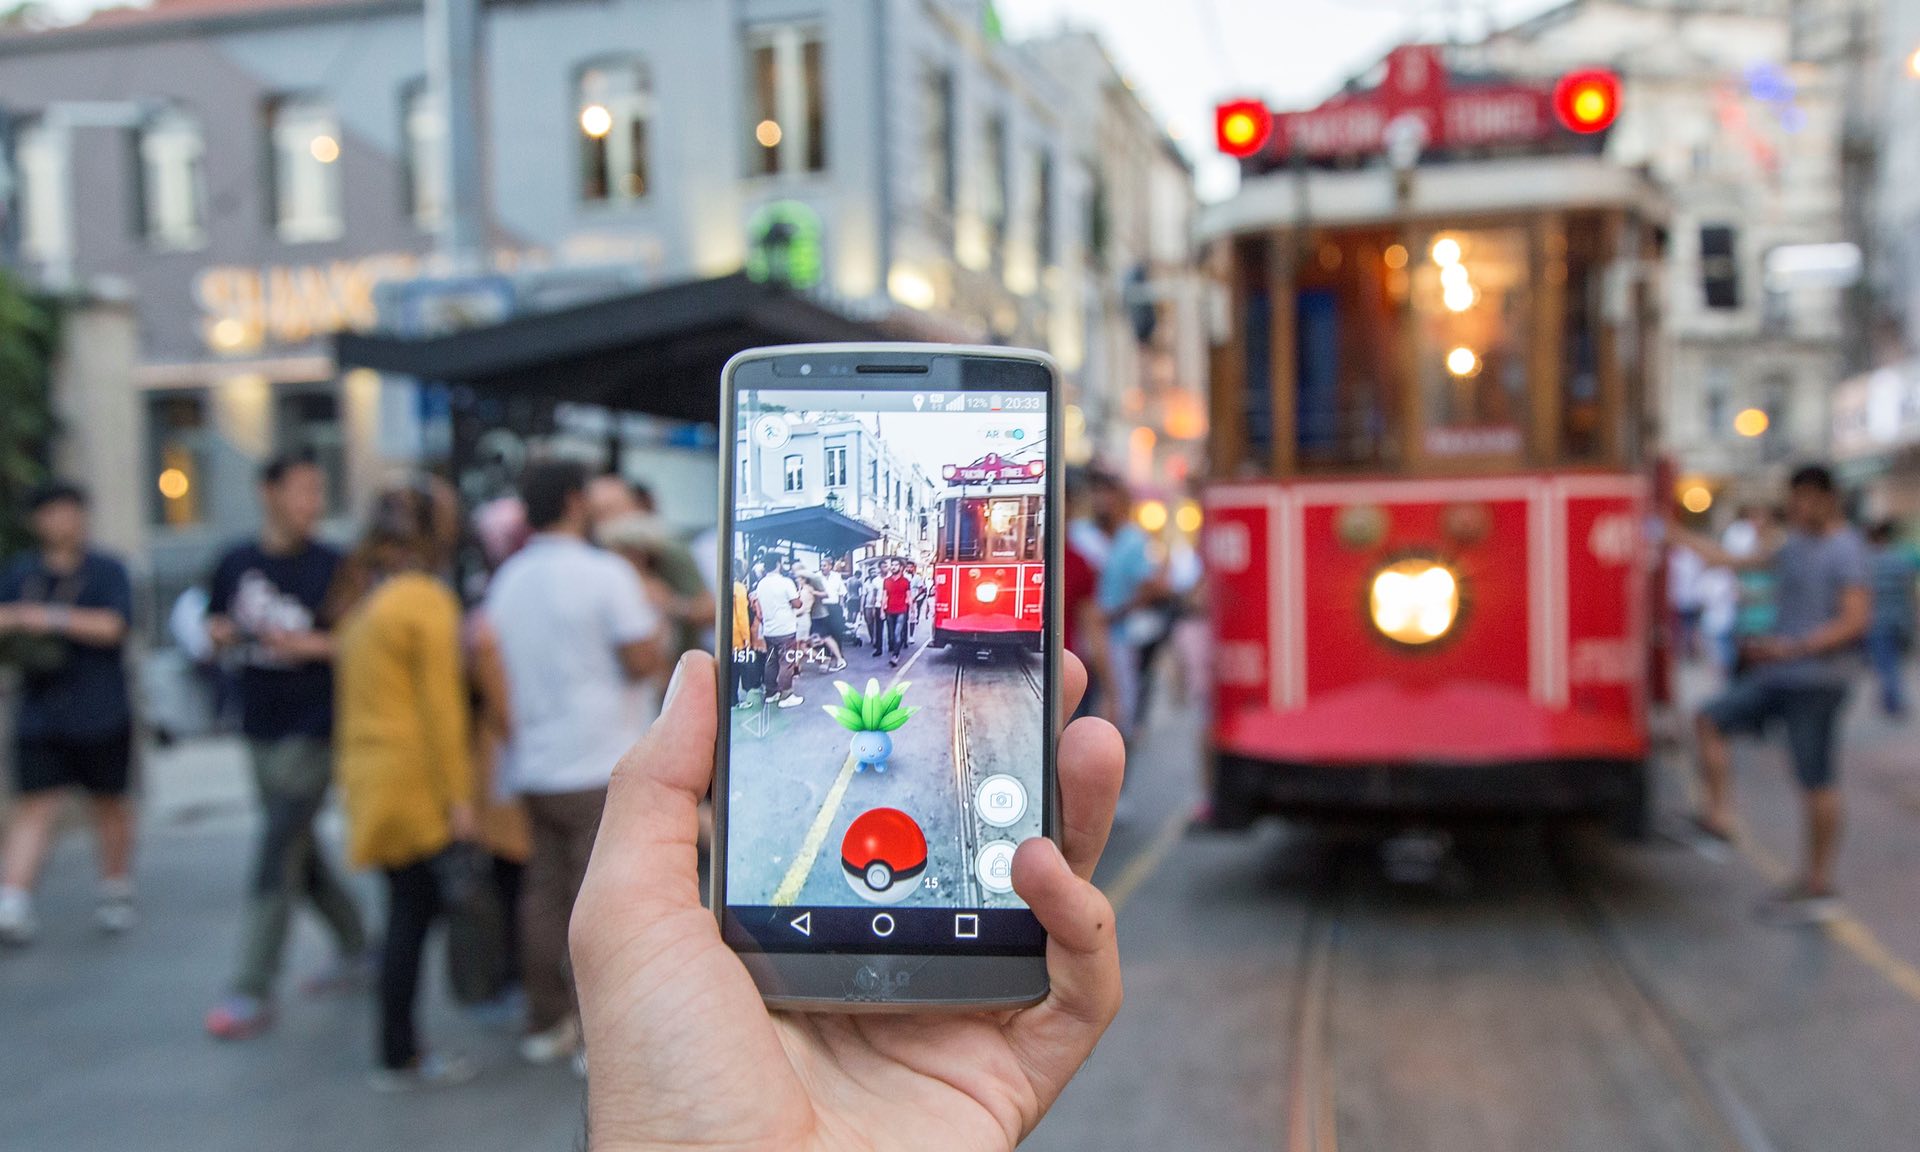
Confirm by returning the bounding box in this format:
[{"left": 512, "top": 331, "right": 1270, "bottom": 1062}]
[
  {"left": 1733, "top": 407, "right": 1770, "bottom": 438},
  {"left": 1908, "top": 44, "right": 1920, "bottom": 79},
  {"left": 579, "top": 103, "right": 613, "bottom": 138}
]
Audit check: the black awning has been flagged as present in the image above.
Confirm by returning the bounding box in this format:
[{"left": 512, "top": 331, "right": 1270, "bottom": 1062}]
[
  {"left": 335, "top": 274, "right": 890, "bottom": 425},
  {"left": 738, "top": 506, "right": 883, "bottom": 555}
]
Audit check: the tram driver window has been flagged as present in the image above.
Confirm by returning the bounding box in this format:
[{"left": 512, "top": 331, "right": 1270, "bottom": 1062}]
[
  {"left": 1413, "top": 228, "right": 1532, "bottom": 462},
  {"left": 984, "top": 499, "right": 1023, "bottom": 559}
]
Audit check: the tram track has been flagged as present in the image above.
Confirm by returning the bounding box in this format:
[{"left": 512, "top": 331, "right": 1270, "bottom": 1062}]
[
  {"left": 1542, "top": 836, "right": 1781, "bottom": 1152},
  {"left": 950, "top": 659, "right": 983, "bottom": 909},
  {"left": 1277, "top": 833, "right": 1781, "bottom": 1152}
]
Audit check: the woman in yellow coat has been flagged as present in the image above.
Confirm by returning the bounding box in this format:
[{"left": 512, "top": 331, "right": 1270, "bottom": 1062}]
[{"left": 329, "top": 484, "right": 476, "bottom": 1091}]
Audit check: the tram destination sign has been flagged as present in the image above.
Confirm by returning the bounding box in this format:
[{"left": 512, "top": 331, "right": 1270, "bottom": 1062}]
[{"left": 1218, "top": 45, "right": 1614, "bottom": 170}]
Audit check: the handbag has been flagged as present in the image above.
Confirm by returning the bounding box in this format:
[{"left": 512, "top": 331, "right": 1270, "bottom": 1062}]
[{"left": 432, "top": 841, "right": 510, "bottom": 1005}]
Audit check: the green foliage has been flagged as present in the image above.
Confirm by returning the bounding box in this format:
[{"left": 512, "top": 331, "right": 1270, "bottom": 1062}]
[
  {"left": 0, "top": 271, "right": 57, "bottom": 557},
  {"left": 824, "top": 678, "right": 921, "bottom": 734}
]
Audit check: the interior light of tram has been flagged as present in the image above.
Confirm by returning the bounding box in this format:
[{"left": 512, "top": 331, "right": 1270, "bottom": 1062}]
[
  {"left": 987, "top": 501, "right": 1019, "bottom": 534},
  {"left": 1431, "top": 237, "right": 1462, "bottom": 266},
  {"left": 1446, "top": 347, "right": 1479, "bottom": 377}
]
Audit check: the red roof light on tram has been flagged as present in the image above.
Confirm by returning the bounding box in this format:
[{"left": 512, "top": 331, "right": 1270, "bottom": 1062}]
[
  {"left": 1215, "top": 99, "right": 1273, "bottom": 158},
  {"left": 1553, "top": 69, "right": 1620, "bottom": 134}
]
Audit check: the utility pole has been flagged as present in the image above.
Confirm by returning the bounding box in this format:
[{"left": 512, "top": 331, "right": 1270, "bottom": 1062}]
[{"left": 427, "top": 0, "right": 486, "bottom": 274}]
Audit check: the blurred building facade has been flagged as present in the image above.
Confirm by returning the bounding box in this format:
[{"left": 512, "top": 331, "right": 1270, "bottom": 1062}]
[
  {"left": 1470, "top": 0, "right": 1870, "bottom": 510},
  {"left": 0, "top": 0, "right": 1201, "bottom": 610},
  {"left": 1833, "top": 1, "right": 1920, "bottom": 519}
]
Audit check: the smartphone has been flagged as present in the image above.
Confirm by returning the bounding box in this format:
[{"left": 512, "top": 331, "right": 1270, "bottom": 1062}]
[{"left": 712, "top": 344, "right": 1063, "bottom": 1011}]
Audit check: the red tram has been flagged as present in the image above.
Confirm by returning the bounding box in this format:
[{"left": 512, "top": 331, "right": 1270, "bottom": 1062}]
[
  {"left": 1202, "top": 46, "right": 1663, "bottom": 830},
  {"left": 932, "top": 453, "right": 1046, "bottom": 651}
]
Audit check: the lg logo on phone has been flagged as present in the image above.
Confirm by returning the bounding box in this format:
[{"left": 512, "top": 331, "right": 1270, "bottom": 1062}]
[{"left": 853, "top": 966, "right": 913, "bottom": 997}]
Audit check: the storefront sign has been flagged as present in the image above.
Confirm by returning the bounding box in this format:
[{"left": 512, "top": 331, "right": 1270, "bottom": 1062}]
[{"left": 193, "top": 254, "right": 421, "bottom": 355}]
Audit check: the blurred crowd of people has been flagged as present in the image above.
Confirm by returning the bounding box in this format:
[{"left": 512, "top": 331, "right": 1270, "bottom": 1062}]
[{"left": 0, "top": 454, "right": 710, "bottom": 1090}]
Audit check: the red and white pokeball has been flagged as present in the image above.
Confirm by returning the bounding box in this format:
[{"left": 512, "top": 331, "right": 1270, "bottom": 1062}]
[{"left": 841, "top": 807, "right": 928, "bottom": 905}]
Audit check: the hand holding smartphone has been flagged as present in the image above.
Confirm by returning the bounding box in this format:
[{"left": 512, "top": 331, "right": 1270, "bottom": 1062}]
[{"left": 713, "top": 344, "right": 1066, "bottom": 1010}]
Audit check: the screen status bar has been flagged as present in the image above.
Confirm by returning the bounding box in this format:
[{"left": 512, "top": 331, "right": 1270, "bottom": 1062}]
[{"left": 742, "top": 390, "right": 1046, "bottom": 414}]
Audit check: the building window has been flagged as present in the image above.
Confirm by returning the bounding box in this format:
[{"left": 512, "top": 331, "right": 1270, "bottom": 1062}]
[
  {"left": 136, "top": 108, "right": 206, "bottom": 251},
  {"left": 825, "top": 444, "right": 848, "bottom": 487},
  {"left": 274, "top": 386, "right": 346, "bottom": 513},
  {"left": 980, "top": 112, "right": 1008, "bottom": 259},
  {"left": 578, "top": 60, "right": 652, "bottom": 204},
  {"left": 747, "top": 24, "right": 826, "bottom": 177},
  {"left": 147, "top": 391, "right": 210, "bottom": 528},
  {"left": 1700, "top": 224, "right": 1740, "bottom": 310},
  {"left": 783, "top": 453, "right": 805, "bottom": 493},
  {"left": 402, "top": 80, "right": 444, "bottom": 229},
  {"left": 923, "top": 65, "right": 955, "bottom": 213},
  {"left": 739, "top": 457, "right": 750, "bottom": 496},
  {"left": 14, "top": 119, "right": 66, "bottom": 265},
  {"left": 269, "top": 96, "right": 344, "bottom": 243},
  {"left": 868, "top": 456, "right": 879, "bottom": 496}
]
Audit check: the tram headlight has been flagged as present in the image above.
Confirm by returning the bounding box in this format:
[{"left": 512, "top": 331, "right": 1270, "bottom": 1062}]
[
  {"left": 1369, "top": 560, "right": 1460, "bottom": 645},
  {"left": 975, "top": 581, "right": 1001, "bottom": 603}
]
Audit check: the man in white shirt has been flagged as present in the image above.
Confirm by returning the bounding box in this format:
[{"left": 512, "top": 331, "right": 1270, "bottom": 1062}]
[
  {"left": 485, "top": 460, "right": 664, "bottom": 1067},
  {"left": 752, "top": 555, "right": 805, "bottom": 708}
]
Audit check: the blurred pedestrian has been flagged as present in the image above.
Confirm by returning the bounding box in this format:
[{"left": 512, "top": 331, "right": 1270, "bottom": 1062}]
[
  {"left": 0, "top": 482, "right": 137, "bottom": 946},
  {"left": 909, "top": 561, "right": 931, "bottom": 635},
  {"left": 1062, "top": 470, "right": 1115, "bottom": 728},
  {"left": 328, "top": 484, "right": 478, "bottom": 1090},
  {"left": 485, "top": 460, "right": 665, "bottom": 1068},
  {"left": 1074, "top": 469, "right": 1166, "bottom": 741},
  {"left": 1669, "top": 543, "right": 1708, "bottom": 662},
  {"left": 794, "top": 558, "right": 844, "bottom": 671},
  {"left": 459, "top": 495, "right": 535, "bottom": 1021},
  {"left": 1865, "top": 520, "right": 1918, "bottom": 718},
  {"left": 861, "top": 561, "right": 886, "bottom": 657},
  {"left": 589, "top": 473, "right": 715, "bottom": 659},
  {"left": 883, "top": 558, "right": 912, "bottom": 667},
  {"left": 204, "top": 453, "right": 368, "bottom": 1041},
  {"left": 1677, "top": 465, "right": 1870, "bottom": 923},
  {"left": 729, "top": 557, "right": 765, "bottom": 709},
  {"left": 752, "top": 553, "right": 804, "bottom": 708}
]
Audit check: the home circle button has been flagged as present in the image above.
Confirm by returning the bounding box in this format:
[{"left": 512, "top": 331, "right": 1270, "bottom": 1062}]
[{"left": 871, "top": 913, "right": 896, "bottom": 938}]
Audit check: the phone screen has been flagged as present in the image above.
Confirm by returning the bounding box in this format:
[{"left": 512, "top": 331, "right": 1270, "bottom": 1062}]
[{"left": 720, "top": 355, "right": 1051, "bottom": 957}]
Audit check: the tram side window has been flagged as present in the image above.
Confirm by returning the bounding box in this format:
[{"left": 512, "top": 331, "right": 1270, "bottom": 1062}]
[
  {"left": 1413, "top": 228, "right": 1531, "bottom": 462},
  {"left": 1560, "top": 216, "right": 1607, "bottom": 463},
  {"left": 1294, "top": 232, "right": 1403, "bottom": 472},
  {"left": 1239, "top": 239, "right": 1273, "bottom": 465}
]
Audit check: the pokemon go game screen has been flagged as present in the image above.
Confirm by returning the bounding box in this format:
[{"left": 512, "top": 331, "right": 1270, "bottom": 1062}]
[{"left": 723, "top": 383, "right": 1049, "bottom": 954}]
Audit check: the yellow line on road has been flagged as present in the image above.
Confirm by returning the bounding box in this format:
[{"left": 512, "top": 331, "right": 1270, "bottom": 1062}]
[
  {"left": 1107, "top": 808, "right": 1190, "bottom": 911},
  {"left": 1733, "top": 821, "right": 1920, "bottom": 1007},
  {"left": 770, "top": 643, "right": 930, "bottom": 906}
]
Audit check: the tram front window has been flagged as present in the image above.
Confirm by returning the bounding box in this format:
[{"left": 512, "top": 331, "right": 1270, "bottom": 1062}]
[{"left": 1413, "top": 227, "right": 1532, "bottom": 462}]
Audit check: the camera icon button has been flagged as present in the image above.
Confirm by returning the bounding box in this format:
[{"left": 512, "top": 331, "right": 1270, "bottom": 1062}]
[{"left": 973, "top": 774, "right": 1028, "bottom": 828}]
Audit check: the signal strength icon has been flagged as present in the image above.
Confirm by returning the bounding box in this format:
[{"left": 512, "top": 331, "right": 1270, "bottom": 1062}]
[{"left": 946, "top": 394, "right": 966, "bottom": 412}]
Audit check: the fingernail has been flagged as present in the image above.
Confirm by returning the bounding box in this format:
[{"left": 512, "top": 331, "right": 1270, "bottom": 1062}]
[{"left": 663, "top": 653, "right": 693, "bottom": 712}]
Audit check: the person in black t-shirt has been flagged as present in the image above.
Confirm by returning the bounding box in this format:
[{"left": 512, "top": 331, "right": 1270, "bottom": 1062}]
[
  {"left": 203, "top": 453, "right": 368, "bottom": 1041},
  {"left": 0, "top": 483, "right": 137, "bottom": 947}
]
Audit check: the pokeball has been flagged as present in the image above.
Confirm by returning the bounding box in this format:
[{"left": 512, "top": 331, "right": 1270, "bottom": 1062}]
[{"left": 841, "top": 807, "right": 928, "bottom": 905}]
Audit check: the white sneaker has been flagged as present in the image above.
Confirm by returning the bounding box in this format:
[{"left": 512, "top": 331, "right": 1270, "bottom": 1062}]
[
  {"left": 96, "top": 879, "right": 137, "bottom": 934},
  {"left": 0, "top": 888, "right": 36, "bottom": 946},
  {"left": 777, "top": 694, "right": 806, "bottom": 710},
  {"left": 368, "top": 1052, "right": 478, "bottom": 1093},
  {"left": 519, "top": 1016, "right": 581, "bottom": 1065}
]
